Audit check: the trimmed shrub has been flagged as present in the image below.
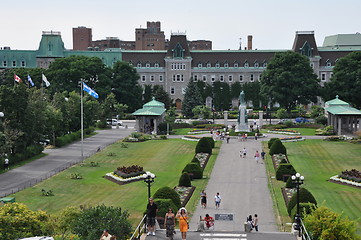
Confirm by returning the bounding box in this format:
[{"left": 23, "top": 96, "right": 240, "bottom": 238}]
[
  {"left": 179, "top": 172, "right": 192, "bottom": 187},
  {"left": 202, "top": 137, "right": 215, "bottom": 148},
  {"left": 191, "top": 157, "right": 201, "bottom": 166},
  {"left": 195, "top": 137, "right": 212, "bottom": 154},
  {"left": 268, "top": 138, "right": 279, "bottom": 149},
  {"left": 285, "top": 176, "right": 296, "bottom": 188},
  {"left": 287, "top": 188, "right": 317, "bottom": 215},
  {"left": 276, "top": 164, "right": 296, "bottom": 181},
  {"left": 182, "top": 163, "right": 203, "bottom": 179},
  {"left": 153, "top": 198, "right": 178, "bottom": 218},
  {"left": 269, "top": 139, "right": 287, "bottom": 155},
  {"left": 158, "top": 122, "right": 172, "bottom": 134},
  {"left": 153, "top": 186, "right": 181, "bottom": 209},
  {"left": 290, "top": 202, "right": 317, "bottom": 221}
]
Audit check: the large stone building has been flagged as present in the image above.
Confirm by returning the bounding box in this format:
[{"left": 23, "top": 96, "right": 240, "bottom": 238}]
[{"left": 1, "top": 28, "right": 361, "bottom": 109}]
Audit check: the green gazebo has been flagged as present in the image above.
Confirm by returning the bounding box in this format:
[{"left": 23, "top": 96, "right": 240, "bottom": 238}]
[
  {"left": 325, "top": 95, "right": 361, "bottom": 135},
  {"left": 132, "top": 97, "right": 166, "bottom": 134}
]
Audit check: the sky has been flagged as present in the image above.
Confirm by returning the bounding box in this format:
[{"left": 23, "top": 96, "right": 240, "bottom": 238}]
[{"left": 1, "top": 0, "right": 361, "bottom": 51}]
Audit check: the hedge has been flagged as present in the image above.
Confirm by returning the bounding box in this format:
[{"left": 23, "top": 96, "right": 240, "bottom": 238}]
[
  {"left": 290, "top": 202, "right": 317, "bottom": 221},
  {"left": 8, "top": 144, "right": 44, "bottom": 166},
  {"left": 202, "top": 137, "right": 215, "bottom": 148},
  {"left": 285, "top": 176, "right": 297, "bottom": 188},
  {"left": 287, "top": 188, "right": 317, "bottom": 216},
  {"left": 191, "top": 157, "right": 201, "bottom": 166},
  {"left": 55, "top": 128, "right": 95, "bottom": 147},
  {"left": 268, "top": 138, "right": 279, "bottom": 149},
  {"left": 153, "top": 198, "right": 178, "bottom": 218},
  {"left": 182, "top": 163, "right": 203, "bottom": 179},
  {"left": 179, "top": 172, "right": 192, "bottom": 187},
  {"left": 195, "top": 137, "right": 212, "bottom": 154},
  {"left": 269, "top": 139, "right": 287, "bottom": 155},
  {"left": 153, "top": 186, "right": 181, "bottom": 209},
  {"left": 276, "top": 163, "right": 296, "bottom": 181}
]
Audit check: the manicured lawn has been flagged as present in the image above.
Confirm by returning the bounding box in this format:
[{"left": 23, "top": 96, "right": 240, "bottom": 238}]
[
  {"left": 10, "top": 138, "right": 220, "bottom": 226},
  {"left": 173, "top": 128, "right": 201, "bottom": 135},
  {"left": 266, "top": 139, "right": 361, "bottom": 230},
  {"left": 288, "top": 128, "right": 316, "bottom": 136}
]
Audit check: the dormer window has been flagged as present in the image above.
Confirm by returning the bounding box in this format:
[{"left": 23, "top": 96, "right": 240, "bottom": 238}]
[
  {"left": 215, "top": 62, "right": 220, "bottom": 68},
  {"left": 262, "top": 62, "right": 267, "bottom": 68},
  {"left": 244, "top": 62, "right": 249, "bottom": 68},
  {"left": 173, "top": 42, "right": 184, "bottom": 59},
  {"left": 207, "top": 62, "right": 211, "bottom": 68},
  {"left": 254, "top": 62, "right": 259, "bottom": 68},
  {"left": 326, "top": 59, "right": 332, "bottom": 67},
  {"left": 146, "top": 63, "right": 150, "bottom": 68},
  {"left": 198, "top": 63, "right": 203, "bottom": 68},
  {"left": 154, "top": 63, "right": 159, "bottom": 68},
  {"left": 224, "top": 62, "right": 229, "bottom": 68},
  {"left": 234, "top": 62, "right": 239, "bottom": 68},
  {"left": 137, "top": 63, "right": 142, "bottom": 68},
  {"left": 300, "top": 41, "right": 313, "bottom": 57}
]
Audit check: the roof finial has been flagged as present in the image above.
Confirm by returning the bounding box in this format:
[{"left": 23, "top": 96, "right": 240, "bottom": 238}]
[
  {"left": 152, "top": 97, "right": 155, "bottom": 100},
  {"left": 336, "top": 95, "right": 339, "bottom": 99}
]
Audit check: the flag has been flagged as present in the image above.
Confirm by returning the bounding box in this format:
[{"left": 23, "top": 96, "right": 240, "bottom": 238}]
[
  {"left": 42, "top": 73, "right": 50, "bottom": 87},
  {"left": 14, "top": 74, "right": 22, "bottom": 83},
  {"left": 27, "top": 74, "right": 35, "bottom": 87},
  {"left": 83, "top": 82, "right": 99, "bottom": 99}
]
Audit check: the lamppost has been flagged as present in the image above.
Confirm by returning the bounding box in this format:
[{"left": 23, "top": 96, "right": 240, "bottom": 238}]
[
  {"left": 291, "top": 172, "right": 304, "bottom": 238},
  {"left": 143, "top": 172, "right": 156, "bottom": 199}
]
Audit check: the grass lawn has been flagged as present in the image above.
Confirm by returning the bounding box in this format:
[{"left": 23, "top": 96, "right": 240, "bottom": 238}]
[
  {"left": 288, "top": 128, "right": 316, "bottom": 136},
  {"left": 172, "top": 128, "right": 209, "bottom": 135},
  {"left": 9, "top": 138, "right": 220, "bottom": 226},
  {"left": 265, "top": 139, "right": 361, "bottom": 231}
]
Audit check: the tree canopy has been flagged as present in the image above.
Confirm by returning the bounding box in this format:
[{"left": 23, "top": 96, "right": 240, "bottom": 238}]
[
  {"left": 324, "top": 51, "right": 361, "bottom": 108},
  {"left": 260, "top": 51, "right": 320, "bottom": 111},
  {"left": 182, "top": 79, "right": 203, "bottom": 117}
]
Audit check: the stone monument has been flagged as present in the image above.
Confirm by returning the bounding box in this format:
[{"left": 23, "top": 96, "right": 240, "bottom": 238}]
[{"left": 236, "top": 91, "right": 249, "bottom": 132}]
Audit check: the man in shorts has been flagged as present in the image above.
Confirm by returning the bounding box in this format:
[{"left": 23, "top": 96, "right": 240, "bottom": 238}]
[
  {"left": 214, "top": 192, "right": 221, "bottom": 209},
  {"left": 147, "top": 198, "right": 158, "bottom": 236}
]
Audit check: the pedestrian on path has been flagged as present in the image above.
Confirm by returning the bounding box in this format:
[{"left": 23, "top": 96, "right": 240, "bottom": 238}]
[
  {"left": 253, "top": 214, "right": 259, "bottom": 232},
  {"left": 226, "top": 134, "right": 230, "bottom": 143},
  {"left": 261, "top": 150, "right": 266, "bottom": 161},
  {"left": 241, "top": 147, "right": 247, "bottom": 158},
  {"left": 176, "top": 207, "right": 189, "bottom": 240},
  {"left": 254, "top": 151, "right": 260, "bottom": 163},
  {"left": 254, "top": 132, "right": 258, "bottom": 140},
  {"left": 164, "top": 208, "right": 175, "bottom": 240},
  {"left": 146, "top": 198, "right": 158, "bottom": 236},
  {"left": 4, "top": 157, "right": 9, "bottom": 170},
  {"left": 247, "top": 215, "right": 254, "bottom": 232},
  {"left": 214, "top": 192, "right": 221, "bottom": 209},
  {"left": 100, "top": 229, "right": 112, "bottom": 240},
  {"left": 200, "top": 190, "right": 207, "bottom": 208}
]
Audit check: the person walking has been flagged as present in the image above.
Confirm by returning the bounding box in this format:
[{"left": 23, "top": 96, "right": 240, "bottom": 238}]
[
  {"left": 253, "top": 214, "right": 259, "bottom": 232},
  {"left": 254, "top": 151, "right": 260, "bottom": 164},
  {"left": 165, "top": 208, "right": 175, "bottom": 240},
  {"left": 226, "top": 134, "right": 230, "bottom": 143},
  {"left": 146, "top": 198, "right": 158, "bottom": 236},
  {"left": 254, "top": 132, "right": 258, "bottom": 140},
  {"left": 200, "top": 190, "right": 207, "bottom": 208},
  {"left": 214, "top": 192, "right": 221, "bottom": 209},
  {"left": 261, "top": 150, "right": 266, "bottom": 161},
  {"left": 100, "top": 229, "right": 112, "bottom": 240},
  {"left": 241, "top": 147, "right": 247, "bottom": 158},
  {"left": 4, "top": 158, "right": 9, "bottom": 170},
  {"left": 176, "top": 207, "right": 189, "bottom": 240},
  {"left": 247, "top": 215, "right": 253, "bottom": 232}
]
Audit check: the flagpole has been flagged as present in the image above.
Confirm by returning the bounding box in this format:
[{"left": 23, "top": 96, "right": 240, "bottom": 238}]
[{"left": 80, "top": 78, "right": 84, "bottom": 159}]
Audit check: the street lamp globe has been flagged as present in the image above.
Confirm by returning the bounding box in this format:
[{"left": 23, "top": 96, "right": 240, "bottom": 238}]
[
  {"left": 0, "top": 112, "right": 4, "bottom": 118},
  {"left": 296, "top": 172, "right": 301, "bottom": 178},
  {"left": 300, "top": 176, "right": 305, "bottom": 181},
  {"left": 291, "top": 175, "right": 296, "bottom": 180}
]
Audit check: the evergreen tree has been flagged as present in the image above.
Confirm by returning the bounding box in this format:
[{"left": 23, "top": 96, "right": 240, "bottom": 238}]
[
  {"left": 153, "top": 85, "right": 172, "bottom": 109},
  {"left": 182, "top": 79, "right": 203, "bottom": 117}
]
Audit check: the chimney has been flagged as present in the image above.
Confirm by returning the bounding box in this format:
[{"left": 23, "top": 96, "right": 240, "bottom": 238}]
[{"left": 247, "top": 35, "right": 253, "bottom": 50}]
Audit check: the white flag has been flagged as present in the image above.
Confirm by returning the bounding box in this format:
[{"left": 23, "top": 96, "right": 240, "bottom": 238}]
[{"left": 42, "top": 74, "right": 50, "bottom": 87}]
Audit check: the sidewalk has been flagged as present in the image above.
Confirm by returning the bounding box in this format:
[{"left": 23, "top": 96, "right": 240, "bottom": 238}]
[
  {"left": 0, "top": 128, "right": 132, "bottom": 198},
  {"left": 189, "top": 136, "right": 277, "bottom": 232}
]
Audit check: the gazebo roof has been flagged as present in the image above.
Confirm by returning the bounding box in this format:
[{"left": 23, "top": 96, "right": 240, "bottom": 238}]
[
  {"left": 325, "top": 95, "right": 361, "bottom": 116},
  {"left": 132, "top": 97, "right": 166, "bottom": 116},
  {"left": 325, "top": 95, "right": 349, "bottom": 107}
]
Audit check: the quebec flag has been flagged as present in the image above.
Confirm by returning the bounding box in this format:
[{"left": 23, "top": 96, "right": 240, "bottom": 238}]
[{"left": 83, "top": 82, "right": 99, "bottom": 99}]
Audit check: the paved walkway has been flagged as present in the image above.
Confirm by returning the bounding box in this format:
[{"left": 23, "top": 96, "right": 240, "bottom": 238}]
[{"left": 0, "top": 127, "right": 133, "bottom": 198}]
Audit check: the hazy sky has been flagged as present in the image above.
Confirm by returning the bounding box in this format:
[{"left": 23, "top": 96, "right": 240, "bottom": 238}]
[{"left": 1, "top": 0, "right": 360, "bottom": 51}]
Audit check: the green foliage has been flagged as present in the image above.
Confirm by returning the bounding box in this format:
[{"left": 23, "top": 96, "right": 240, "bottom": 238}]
[
  {"left": 276, "top": 108, "right": 288, "bottom": 119},
  {"left": 276, "top": 163, "right": 296, "bottom": 181},
  {"left": 290, "top": 202, "right": 316, "bottom": 222},
  {"left": 260, "top": 51, "right": 320, "bottom": 111},
  {"left": 0, "top": 202, "right": 52, "bottom": 240},
  {"left": 192, "top": 105, "right": 212, "bottom": 119},
  {"left": 55, "top": 128, "right": 95, "bottom": 147},
  {"left": 285, "top": 175, "right": 296, "bottom": 188},
  {"left": 202, "top": 137, "right": 215, "bottom": 148},
  {"left": 153, "top": 199, "right": 178, "bottom": 219},
  {"left": 72, "top": 204, "right": 132, "bottom": 240},
  {"left": 287, "top": 188, "right": 317, "bottom": 215},
  {"left": 213, "top": 81, "right": 231, "bottom": 111},
  {"left": 315, "top": 115, "right": 327, "bottom": 125},
  {"left": 158, "top": 122, "right": 171, "bottom": 134},
  {"left": 182, "top": 80, "right": 203, "bottom": 117},
  {"left": 191, "top": 157, "right": 201, "bottom": 165},
  {"left": 153, "top": 186, "right": 182, "bottom": 209},
  {"left": 55, "top": 207, "right": 81, "bottom": 240},
  {"left": 195, "top": 137, "right": 212, "bottom": 154},
  {"left": 269, "top": 139, "right": 287, "bottom": 155},
  {"left": 179, "top": 172, "right": 192, "bottom": 187},
  {"left": 182, "top": 163, "right": 203, "bottom": 179},
  {"left": 310, "top": 105, "right": 324, "bottom": 119},
  {"left": 268, "top": 138, "right": 279, "bottom": 149},
  {"left": 304, "top": 206, "right": 360, "bottom": 240},
  {"left": 152, "top": 85, "right": 173, "bottom": 109},
  {"left": 324, "top": 51, "right": 361, "bottom": 109}
]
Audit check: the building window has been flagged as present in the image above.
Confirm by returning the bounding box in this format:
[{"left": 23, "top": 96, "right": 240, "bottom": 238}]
[
  {"left": 326, "top": 62, "right": 332, "bottom": 67},
  {"left": 202, "top": 75, "right": 207, "bottom": 82},
  {"left": 141, "top": 75, "right": 146, "bottom": 82},
  {"left": 215, "top": 63, "right": 220, "bottom": 68},
  {"left": 137, "top": 63, "right": 142, "bottom": 68},
  {"left": 234, "top": 63, "right": 239, "bottom": 68},
  {"left": 220, "top": 75, "right": 224, "bottom": 82},
  {"left": 177, "top": 74, "right": 181, "bottom": 82},
  {"left": 183, "top": 64, "right": 186, "bottom": 70},
  {"left": 254, "top": 62, "right": 259, "bottom": 68},
  {"left": 170, "top": 87, "right": 175, "bottom": 95},
  {"left": 250, "top": 74, "right": 254, "bottom": 82},
  {"left": 171, "top": 63, "right": 174, "bottom": 70},
  {"left": 228, "top": 75, "right": 233, "bottom": 82},
  {"left": 211, "top": 75, "right": 215, "bottom": 82},
  {"left": 3, "top": 60, "right": 7, "bottom": 67},
  {"left": 224, "top": 63, "right": 229, "bottom": 68},
  {"left": 159, "top": 75, "right": 164, "bottom": 82},
  {"left": 181, "top": 75, "right": 184, "bottom": 82},
  {"left": 239, "top": 75, "right": 243, "bottom": 82},
  {"left": 21, "top": 60, "right": 26, "bottom": 67},
  {"left": 150, "top": 75, "right": 154, "bottom": 82},
  {"left": 244, "top": 62, "right": 249, "bottom": 68},
  {"left": 207, "top": 63, "right": 211, "bottom": 68},
  {"left": 173, "top": 75, "right": 176, "bottom": 82},
  {"left": 182, "top": 87, "right": 186, "bottom": 94},
  {"left": 321, "top": 73, "right": 326, "bottom": 81},
  {"left": 154, "top": 63, "right": 159, "bottom": 68},
  {"left": 258, "top": 74, "right": 262, "bottom": 81},
  {"left": 194, "top": 75, "right": 198, "bottom": 81},
  {"left": 12, "top": 61, "right": 16, "bottom": 67},
  {"left": 310, "top": 63, "right": 314, "bottom": 69},
  {"left": 262, "top": 62, "right": 267, "bottom": 68},
  {"left": 198, "top": 63, "right": 202, "bottom": 68}
]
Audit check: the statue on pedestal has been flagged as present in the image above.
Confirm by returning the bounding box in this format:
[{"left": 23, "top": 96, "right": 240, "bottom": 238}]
[{"left": 236, "top": 91, "right": 249, "bottom": 132}]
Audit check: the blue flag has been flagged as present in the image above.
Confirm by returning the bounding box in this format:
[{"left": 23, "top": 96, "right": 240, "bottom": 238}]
[
  {"left": 27, "top": 74, "right": 35, "bottom": 87},
  {"left": 83, "top": 82, "right": 99, "bottom": 99}
]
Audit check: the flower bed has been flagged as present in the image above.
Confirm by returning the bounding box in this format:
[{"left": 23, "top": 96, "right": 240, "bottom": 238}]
[
  {"left": 280, "top": 136, "right": 304, "bottom": 142},
  {"left": 182, "top": 135, "right": 202, "bottom": 141},
  {"left": 281, "top": 187, "right": 296, "bottom": 206},
  {"left": 329, "top": 175, "right": 361, "bottom": 188},
  {"left": 271, "top": 154, "right": 289, "bottom": 170},
  {"left": 329, "top": 169, "right": 361, "bottom": 188},
  {"left": 268, "top": 129, "right": 300, "bottom": 135},
  {"left": 194, "top": 153, "right": 211, "bottom": 169},
  {"left": 105, "top": 171, "right": 155, "bottom": 185},
  {"left": 174, "top": 186, "right": 196, "bottom": 207},
  {"left": 187, "top": 129, "right": 211, "bottom": 134}
]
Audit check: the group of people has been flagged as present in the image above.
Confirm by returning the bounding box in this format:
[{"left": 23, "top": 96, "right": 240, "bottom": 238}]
[
  {"left": 200, "top": 190, "right": 222, "bottom": 209},
  {"left": 240, "top": 147, "right": 266, "bottom": 163},
  {"left": 247, "top": 214, "right": 259, "bottom": 232}
]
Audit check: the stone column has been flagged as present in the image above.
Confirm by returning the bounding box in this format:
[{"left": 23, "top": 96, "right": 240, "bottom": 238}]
[
  {"left": 224, "top": 111, "right": 228, "bottom": 128},
  {"left": 338, "top": 117, "right": 342, "bottom": 136},
  {"left": 154, "top": 118, "right": 157, "bottom": 135},
  {"left": 258, "top": 111, "right": 263, "bottom": 128}
]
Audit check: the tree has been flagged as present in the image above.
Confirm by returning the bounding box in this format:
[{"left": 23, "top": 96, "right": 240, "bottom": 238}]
[
  {"left": 165, "top": 107, "right": 177, "bottom": 124},
  {"left": 182, "top": 80, "right": 203, "bottom": 117},
  {"left": 192, "top": 105, "right": 211, "bottom": 119},
  {"left": 111, "top": 61, "right": 143, "bottom": 112},
  {"left": 324, "top": 51, "right": 361, "bottom": 108},
  {"left": 55, "top": 207, "right": 81, "bottom": 240},
  {"left": 276, "top": 108, "right": 288, "bottom": 119},
  {"left": 196, "top": 81, "right": 212, "bottom": 103},
  {"left": 152, "top": 85, "right": 172, "bottom": 109},
  {"left": 213, "top": 81, "right": 231, "bottom": 111},
  {"left": 142, "top": 85, "right": 153, "bottom": 104},
  {"left": 304, "top": 206, "right": 360, "bottom": 240},
  {"left": 230, "top": 82, "right": 242, "bottom": 100},
  {"left": 260, "top": 51, "right": 320, "bottom": 112},
  {"left": 243, "top": 82, "right": 264, "bottom": 108}
]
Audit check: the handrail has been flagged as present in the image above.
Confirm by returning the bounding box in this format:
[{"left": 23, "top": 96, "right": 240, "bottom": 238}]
[
  {"left": 130, "top": 214, "right": 147, "bottom": 240},
  {"left": 300, "top": 218, "right": 312, "bottom": 240}
]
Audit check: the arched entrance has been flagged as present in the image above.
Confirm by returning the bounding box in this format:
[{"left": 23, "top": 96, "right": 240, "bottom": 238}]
[{"left": 175, "top": 99, "right": 182, "bottom": 110}]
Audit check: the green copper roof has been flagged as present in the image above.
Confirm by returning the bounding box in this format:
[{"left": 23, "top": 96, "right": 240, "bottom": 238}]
[
  {"left": 323, "top": 34, "right": 361, "bottom": 48},
  {"left": 132, "top": 97, "right": 166, "bottom": 116},
  {"left": 37, "top": 32, "right": 65, "bottom": 57},
  {"left": 325, "top": 95, "right": 349, "bottom": 106},
  {"left": 325, "top": 105, "right": 361, "bottom": 115}
]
